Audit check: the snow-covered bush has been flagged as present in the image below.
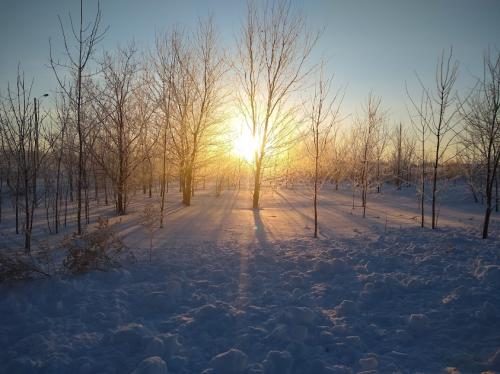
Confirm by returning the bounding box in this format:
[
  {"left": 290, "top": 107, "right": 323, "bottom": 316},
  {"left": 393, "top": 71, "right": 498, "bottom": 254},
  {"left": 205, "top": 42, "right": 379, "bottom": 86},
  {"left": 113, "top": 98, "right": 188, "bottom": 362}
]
[
  {"left": 61, "top": 217, "right": 130, "bottom": 274},
  {"left": 0, "top": 252, "right": 46, "bottom": 282}
]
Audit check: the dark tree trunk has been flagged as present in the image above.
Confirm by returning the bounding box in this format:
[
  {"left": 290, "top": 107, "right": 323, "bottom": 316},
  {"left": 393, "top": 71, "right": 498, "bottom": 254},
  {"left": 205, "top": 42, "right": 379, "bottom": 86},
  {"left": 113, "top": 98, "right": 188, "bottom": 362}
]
[{"left": 252, "top": 159, "right": 262, "bottom": 209}]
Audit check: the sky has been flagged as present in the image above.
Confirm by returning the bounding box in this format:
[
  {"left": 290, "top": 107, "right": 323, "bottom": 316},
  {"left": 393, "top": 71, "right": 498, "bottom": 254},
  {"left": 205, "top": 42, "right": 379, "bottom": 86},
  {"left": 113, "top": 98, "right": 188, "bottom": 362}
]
[{"left": 0, "top": 0, "right": 499, "bottom": 123}]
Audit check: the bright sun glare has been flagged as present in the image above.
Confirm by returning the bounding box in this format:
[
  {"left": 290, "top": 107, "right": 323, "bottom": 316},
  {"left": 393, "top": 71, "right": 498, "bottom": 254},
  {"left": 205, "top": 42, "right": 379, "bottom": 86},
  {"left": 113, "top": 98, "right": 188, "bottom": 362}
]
[{"left": 233, "top": 127, "right": 259, "bottom": 163}]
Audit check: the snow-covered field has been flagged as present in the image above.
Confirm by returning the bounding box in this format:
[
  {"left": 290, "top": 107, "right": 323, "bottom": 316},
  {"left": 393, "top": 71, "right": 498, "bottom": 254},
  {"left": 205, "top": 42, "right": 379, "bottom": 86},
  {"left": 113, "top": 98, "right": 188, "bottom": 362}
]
[{"left": 1, "top": 185, "right": 499, "bottom": 373}]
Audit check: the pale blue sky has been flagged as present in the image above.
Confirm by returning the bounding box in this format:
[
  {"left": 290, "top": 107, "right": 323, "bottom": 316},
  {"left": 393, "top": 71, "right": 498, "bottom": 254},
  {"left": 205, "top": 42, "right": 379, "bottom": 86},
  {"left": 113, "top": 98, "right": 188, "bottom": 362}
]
[{"left": 1, "top": 0, "right": 499, "bottom": 121}]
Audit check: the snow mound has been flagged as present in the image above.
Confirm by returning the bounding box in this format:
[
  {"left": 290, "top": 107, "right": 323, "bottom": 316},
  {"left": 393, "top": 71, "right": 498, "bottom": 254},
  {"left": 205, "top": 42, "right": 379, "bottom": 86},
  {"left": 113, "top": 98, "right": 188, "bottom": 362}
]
[
  {"left": 286, "top": 306, "right": 316, "bottom": 326},
  {"left": 336, "top": 300, "right": 358, "bottom": 316},
  {"left": 359, "top": 356, "right": 378, "bottom": 370},
  {"left": 262, "top": 350, "right": 292, "bottom": 374},
  {"left": 313, "top": 258, "right": 351, "bottom": 278},
  {"left": 131, "top": 356, "right": 168, "bottom": 374},
  {"left": 408, "top": 313, "right": 430, "bottom": 335},
  {"left": 479, "top": 265, "right": 500, "bottom": 288},
  {"left": 208, "top": 348, "right": 248, "bottom": 374},
  {"left": 490, "top": 349, "right": 500, "bottom": 371},
  {"left": 109, "top": 323, "right": 149, "bottom": 347}
]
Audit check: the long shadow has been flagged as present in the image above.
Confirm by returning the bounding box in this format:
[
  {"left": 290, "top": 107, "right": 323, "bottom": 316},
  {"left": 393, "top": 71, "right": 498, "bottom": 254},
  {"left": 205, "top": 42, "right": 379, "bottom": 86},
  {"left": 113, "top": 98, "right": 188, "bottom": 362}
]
[
  {"left": 274, "top": 189, "right": 314, "bottom": 225},
  {"left": 252, "top": 208, "right": 271, "bottom": 249}
]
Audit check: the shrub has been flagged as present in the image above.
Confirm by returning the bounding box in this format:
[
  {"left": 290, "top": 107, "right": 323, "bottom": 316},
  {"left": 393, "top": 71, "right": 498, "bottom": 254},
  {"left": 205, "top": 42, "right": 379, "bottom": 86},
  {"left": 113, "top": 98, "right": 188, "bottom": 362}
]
[
  {"left": 62, "top": 217, "right": 131, "bottom": 274},
  {"left": 0, "top": 253, "right": 48, "bottom": 282}
]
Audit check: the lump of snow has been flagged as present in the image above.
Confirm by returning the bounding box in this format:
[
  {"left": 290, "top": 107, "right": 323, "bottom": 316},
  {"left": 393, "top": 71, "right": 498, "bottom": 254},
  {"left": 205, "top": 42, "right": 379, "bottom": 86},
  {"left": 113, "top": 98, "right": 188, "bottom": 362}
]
[
  {"left": 480, "top": 265, "right": 500, "bottom": 288},
  {"left": 267, "top": 324, "right": 291, "bottom": 342},
  {"left": 359, "top": 357, "right": 378, "bottom": 370},
  {"left": 109, "top": 323, "right": 148, "bottom": 346},
  {"left": 166, "top": 280, "right": 183, "bottom": 298},
  {"left": 145, "top": 291, "right": 176, "bottom": 311},
  {"left": 332, "top": 324, "right": 349, "bottom": 335},
  {"left": 131, "top": 356, "right": 168, "bottom": 374},
  {"left": 5, "top": 357, "right": 39, "bottom": 373},
  {"left": 408, "top": 313, "right": 430, "bottom": 335},
  {"left": 443, "top": 368, "right": 461, "bottom": 374},
  {"left": 330, "top": 365, "right": 353, "bottom": 374},
  {"left": 330, "top": 258, "right": 350, "bottom": 273},
  {"left": 145, "top": 336, "right": 165, "bottom": 356},
  {"left": 159, "top": 333, "right": 181, "bottom": 359},
  {"left": 289, "top": 324, "right": 308, "bottom": 342},
  {"left": 313, "top": 260, "right": 334, "bottom": 275},
  {"left": 475, "top": 301, "right": 498, "bottom": 321},
  {"left": 208, "top": 348, "right": 248, "bottom": 374},
  {"left": 287, "top": 306, "right": 316, "bottom": 326},
  {"left": 336, "top": 300, "right": 357, "bottom": 316},
  {"left": 313, "top": 259, "right": 351, "bottom": 278},
  {"left": 490, "top": 349, "right": 500, "bottom": 370},
  {"left": 194, "top": 304, "right": 221, "bottom": 321},
  {"left": 168, "top": 356, "right": 188, "bottom": 372},
  {"left": 310, "top": 360, "right": 352, "bottom": 374},
  {"left": 263, "top": 350, "right": 292, "bottom": 374},
  {"left": 345, "top": 336, "right": 362, "bottom": 348}
]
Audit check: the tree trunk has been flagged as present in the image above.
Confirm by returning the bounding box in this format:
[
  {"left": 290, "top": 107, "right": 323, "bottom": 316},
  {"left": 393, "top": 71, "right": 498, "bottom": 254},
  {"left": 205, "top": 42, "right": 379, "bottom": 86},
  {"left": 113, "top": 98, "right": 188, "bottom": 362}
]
[
  {"left": 182, "top": 164, "right": 192, "bottom": 206},
  {"left": 482, "top": 190, "right": 492, "bottom": 240},
  {"left": 252, "top": 159, "right": 262, "bottom": 209},
  {"left": 313, "top": 154, "right": 319, "bottom": 238},
  {"left": 431, "top": 132, "right": 440, "bottom": 229}
]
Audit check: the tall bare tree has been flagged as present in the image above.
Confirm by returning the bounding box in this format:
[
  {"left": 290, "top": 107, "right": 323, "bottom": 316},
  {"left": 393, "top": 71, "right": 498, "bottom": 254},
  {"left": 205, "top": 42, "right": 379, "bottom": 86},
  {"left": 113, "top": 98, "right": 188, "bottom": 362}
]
[
  {"left": 50, "top": 0, "right": 106, "bottom": 234},
  {"left": 0, "top": 70, "right": 52, "bottom": 252},
  {"left": 236, "top": 0, "right": 318, "bottom": 208},
  {"left": 407, "top": 86, "right": 431, "bottom": 227},
  {"left": 306, "top": 69, "right": 343, "bottom": 238},
  {"left": 357, "top": 94, "right": 385, "bottom": 218},
  {"left": 410, "top": 48, "right": 459, "bottom": 229},
  {"left": 169, "top": 20, "right": 226, "bottom": 206},
  {"left": 89, "top": 45, "right": 145, "bottom": 215},
  {"left": 151, "top": 30, "right": 177, "bottom": 226},
  {"left": 460, "top": 50, "right": 500, "bottom": 238}
]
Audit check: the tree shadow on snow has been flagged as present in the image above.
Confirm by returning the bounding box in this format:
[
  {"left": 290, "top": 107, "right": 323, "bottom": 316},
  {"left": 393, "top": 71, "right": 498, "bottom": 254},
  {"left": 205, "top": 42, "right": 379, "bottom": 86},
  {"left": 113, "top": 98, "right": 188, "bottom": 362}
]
[{"left": 252, "top": 209, "right": 271, "bottom": 250}]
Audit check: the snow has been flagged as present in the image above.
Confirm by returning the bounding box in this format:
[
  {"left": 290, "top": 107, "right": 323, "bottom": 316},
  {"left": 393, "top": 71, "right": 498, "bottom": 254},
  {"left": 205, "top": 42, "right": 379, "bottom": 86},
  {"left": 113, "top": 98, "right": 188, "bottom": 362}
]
[
  {"left": 262, "top": 350, "right": 292, "bottom": 374},
  {"left": 132, "top": 356, "right": 169, "bottom": 374},
  {"left": 207, "top": 348, "right": 248, "bottom": 374},
  {"left": 0, "top": 185, "right": 499, "bottom": 373}
]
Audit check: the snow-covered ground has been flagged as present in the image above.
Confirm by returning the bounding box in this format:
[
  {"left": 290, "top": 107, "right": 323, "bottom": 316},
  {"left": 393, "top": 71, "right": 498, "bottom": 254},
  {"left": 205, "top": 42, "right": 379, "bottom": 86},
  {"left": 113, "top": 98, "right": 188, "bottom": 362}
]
[{"left": 1, "top": 185, "right": 499, "bottom": 373}]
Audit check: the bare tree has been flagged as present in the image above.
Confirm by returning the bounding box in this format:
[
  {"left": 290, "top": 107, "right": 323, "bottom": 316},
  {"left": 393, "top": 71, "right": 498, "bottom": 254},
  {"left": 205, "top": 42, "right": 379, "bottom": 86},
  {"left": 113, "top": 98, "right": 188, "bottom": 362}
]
[
  {"left": 167, "top": 19, "right": 226, "bottom": 206},
  {"left": 151, "top": 30, "right": 177, "bottom": 226},
  {"left": 392, "top": 123, "right": 404, "bottom": 190},
  {"left": 410, "top": 48, "right": 459, "bottom": 229},
  {"left": 89, "top": 45, "right": 145, "bottom": 215},
  {"left": 305, "top": 68, "right": 343, "bottom": 238},
  {"left": 50, "top": 0, "right": 106, "bottom": 234},
  {"left": 0, "top": 70, "right": 52, "bottom": 252},
  {"left": 460, "top": 50, "right": 500, "bottom": 238},
  {"left": 51, "top": 90, "right": 72, "bottom": 233},
  {"left": 356, "top": 93, "right": 385, "bottom": 218},
  {"left": 236, "top": 0, "right": 318, "bottom": 209},
  {"left": 407, "top": 80, "right": 431, "bottom": 227}
]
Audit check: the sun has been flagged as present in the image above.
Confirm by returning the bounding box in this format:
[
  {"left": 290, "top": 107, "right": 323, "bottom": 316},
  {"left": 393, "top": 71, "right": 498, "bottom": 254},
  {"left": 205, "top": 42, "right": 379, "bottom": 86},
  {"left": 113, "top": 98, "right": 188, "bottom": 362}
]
[{"left": 233, "top": 128, "right": 259, "bottom": 163}]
